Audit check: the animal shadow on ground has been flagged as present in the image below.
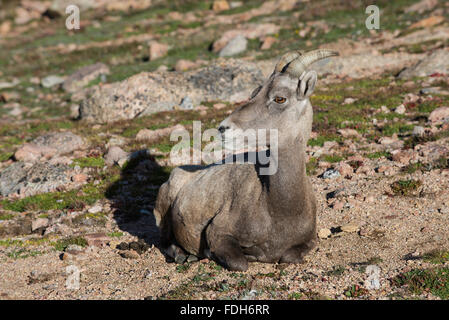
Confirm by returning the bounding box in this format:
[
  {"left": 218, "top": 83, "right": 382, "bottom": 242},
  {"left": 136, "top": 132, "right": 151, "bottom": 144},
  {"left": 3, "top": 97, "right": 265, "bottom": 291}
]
[{"left": 105, "top": 150, "right": 172, "bottom": 249}]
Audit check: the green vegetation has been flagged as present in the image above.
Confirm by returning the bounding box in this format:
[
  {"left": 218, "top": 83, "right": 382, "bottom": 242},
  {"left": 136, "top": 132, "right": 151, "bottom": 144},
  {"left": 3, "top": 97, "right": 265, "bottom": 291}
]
[
  {"left": 325, "top": 265, "right": 346, "bottom": 277},
  {"left": 71, "top": 157, "right": 105, "bottom": 168},
  {"left": 392, "top": 268, "right": 449, "bottom": 299},
  {"left": 422, "top": 250, "right": 449, "bottom": 265},
  {"left": 0, "top": 182, "right": 105, "bottom": 212},
  {"left": 390, "top": 179, "right": 422, "bottom": 196},
  {"left": 52, "top": 236, "right": 88, "bottom": 251},
  {"left": 0, "top": 213, "right": 14, "bottom": 221},
  {"left": 366, "top": 151, "right": 391, "bottom": 159},
  {"left": 176, "top": 263, "right": 192, "bottom": 273},
  {"left": 321, "top": 154, "right": 344, "bottom": 163},
  {"left": 7, "top": 248, "right": 43, "bottom": 259},
  {"left": 288, "top": 292, "right": 303, "bottom": 300},
  {"left": 107, "top": 232, "right": 124, "bottom": 238},
  {"left": 306, "top": 157, "right": 318, "bottom": 175},
  {"left": 344, "top": 285, "right": 369, "bottom": 298}
]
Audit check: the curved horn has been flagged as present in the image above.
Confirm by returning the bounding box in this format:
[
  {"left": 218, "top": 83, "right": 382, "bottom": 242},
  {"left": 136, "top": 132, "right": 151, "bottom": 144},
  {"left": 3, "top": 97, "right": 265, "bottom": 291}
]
[
  {"left": 274, "top": 50, "right": 303, "bottom": 73},
  {"left": 285, "top": 49, "right": 339, "bottom": 77}
]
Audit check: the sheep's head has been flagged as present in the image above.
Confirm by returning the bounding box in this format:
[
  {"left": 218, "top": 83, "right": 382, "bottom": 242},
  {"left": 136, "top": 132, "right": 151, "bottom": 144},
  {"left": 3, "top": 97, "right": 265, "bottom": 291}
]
[{"left": 219, "top": 49, "right": 338, "bottom": 150}]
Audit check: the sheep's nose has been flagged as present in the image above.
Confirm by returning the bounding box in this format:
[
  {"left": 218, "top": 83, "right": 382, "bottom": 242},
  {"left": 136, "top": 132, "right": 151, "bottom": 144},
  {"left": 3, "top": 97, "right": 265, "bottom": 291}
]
[{"left": 218, "top": 125, "right": 229, "bottom": 134}]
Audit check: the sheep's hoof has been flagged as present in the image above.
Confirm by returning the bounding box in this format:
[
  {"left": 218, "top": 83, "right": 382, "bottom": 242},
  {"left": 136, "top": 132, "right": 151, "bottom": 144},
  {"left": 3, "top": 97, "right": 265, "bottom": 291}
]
[
  {"left": 174, "top": 252, "right": 187, "bottom": 264},
  {"left": 186, "top": 254, "right": 199, "bottom": 263}
]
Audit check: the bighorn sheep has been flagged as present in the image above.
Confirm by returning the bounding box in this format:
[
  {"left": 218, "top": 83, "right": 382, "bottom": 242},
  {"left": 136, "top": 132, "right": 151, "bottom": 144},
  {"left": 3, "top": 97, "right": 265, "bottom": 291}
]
[{"left": 154, "top": 49, "right": 339, "bottom": 271}]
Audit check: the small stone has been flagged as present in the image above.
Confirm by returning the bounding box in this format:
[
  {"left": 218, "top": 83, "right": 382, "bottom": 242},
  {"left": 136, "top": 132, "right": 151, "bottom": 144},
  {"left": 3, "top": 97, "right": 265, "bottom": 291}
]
[
  {"left": 41, "top": 75, "right": 64, "bottom": 88},
  {"left": 333, "top": 201, "right": 344, "bottom": 210},
  {"left": 337, "top": 128, "right": 360, "bottom": 138},
  {"left": 322, "top": 168, "right": 340, "bottom": 179},
  {"left": 212, "top": 0, "right": 230, "bottom": 12},
  {"left": 335, "top": 163, "right": 354, "bottom": 178},
  {"left": 213, "top": 103, "right": 226, "bottom": 110},
  {"left": 394, "top": 104, "right": 406, "bottom": 114},
  {"left": 412, "top": 125, "right": 425, "bottom": 137},
  {"left": 136, "top": 124, "right": 184, "bottom": 142},
  {"left": 420, "top": 87, "right": 449, "bottom": 95},
  {"left": 88, "top": 205, "right": 103, "bottom": 214},
  {"left": 409, "top": 15, "right": 444, "bottom": 29},
  {"left": 32, "top": 218, "right": 49, "bottom": 232},
  {"left": 70, "top": 104, "right": 80, "bottom": 119},
  {"left": 260, "top": 36, "right": 276, "bottom": 50},
  {"left": 108, "top": 240, "right": 120, "bottom": 249},
  {"left": 175, "top": 59, "right": 197, "bottom": 72},
  {"left": 343, "top": 97, "right": 357, "bottom": 105},
  {"left": 219, "top": 35, "right": 247, "bottom": 57},
  {"left": 391, "top": 149, "right": 416, "bottom": 164},
  {"left": 65, "top": 244, "right": 84, "bottom": 255},
  {"left": 85, "top": 233, "right": 110, "bottom": 247},
  {"left": 428, "top": 106, "right": 449, "bottom": 123},
  {"left": 318, "top": 228, "right": 331, "bottom": 239},
  {"left": 341, "top": 223, "right": 359, "bottom": 233},
  {"left": 104, "top": 146, "right": 129, "bottom": 166},
  {"left": 149, "top": 42, "right": 169, "bottom": 61},
  {"left": 120, "top": 250, "right": 140, "bottom": 259},
  {"left": 380, "top": 105, "right": 390, "bottom": 113},
  {"left": 71, "top": 173, "right": 88, "bottom": 183}
]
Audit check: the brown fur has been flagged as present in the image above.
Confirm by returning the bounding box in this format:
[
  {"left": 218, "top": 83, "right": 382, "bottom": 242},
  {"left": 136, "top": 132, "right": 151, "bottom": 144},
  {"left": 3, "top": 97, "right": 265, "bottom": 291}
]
[{"left": 154, "top": 65, "right": 320, "bottom": 271}]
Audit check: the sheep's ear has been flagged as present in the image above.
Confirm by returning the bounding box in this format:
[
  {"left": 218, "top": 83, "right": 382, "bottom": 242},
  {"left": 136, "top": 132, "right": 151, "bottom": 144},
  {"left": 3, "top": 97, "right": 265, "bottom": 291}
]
[{"left": 297, "top": 70, "right": 317, "bottom": 99}]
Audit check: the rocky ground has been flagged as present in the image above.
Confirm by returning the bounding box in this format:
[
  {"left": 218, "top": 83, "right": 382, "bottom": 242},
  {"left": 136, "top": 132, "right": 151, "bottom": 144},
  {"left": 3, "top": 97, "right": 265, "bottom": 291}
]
[{"left": 1, "top": 0, "right": 449, "bottom": 300}]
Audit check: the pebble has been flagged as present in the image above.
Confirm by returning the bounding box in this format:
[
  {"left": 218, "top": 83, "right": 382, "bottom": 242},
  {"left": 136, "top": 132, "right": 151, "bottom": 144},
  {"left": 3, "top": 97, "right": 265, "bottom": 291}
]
[
  {"left": 341, "top": 223, "right": 359, "bottom": 233},
  {"left": 412, "top": 125, "right": 425, "bottom": 137},
  {"left": 120, "top": 250, "right": 140, "bottom": 259},
  {"left": 318, "top": 228, "right": 331, "bottom": 239},
  {"left": 394, "top": 104, "right": 406, "bottom": 114},
  {"left": 88, "top": 205, "right": 103, "bottom": 214},
  {"left": 322, "top": 168, "right": 340, "bottom": 179},
  {"left": 219, "top": 35, "right": 247, "bottom": 57},
  {"left": 41, "top": 75, "right": 64, "bottom": 88}
]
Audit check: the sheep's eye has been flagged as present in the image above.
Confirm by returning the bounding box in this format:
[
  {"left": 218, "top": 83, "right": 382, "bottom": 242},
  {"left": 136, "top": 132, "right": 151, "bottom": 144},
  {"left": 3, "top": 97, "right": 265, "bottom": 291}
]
[{"left": 274, "top": 96, "right": 286, "bottom": 104}]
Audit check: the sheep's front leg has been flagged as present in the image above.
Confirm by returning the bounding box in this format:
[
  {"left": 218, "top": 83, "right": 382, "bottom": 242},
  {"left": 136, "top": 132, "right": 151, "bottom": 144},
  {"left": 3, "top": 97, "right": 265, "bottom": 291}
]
[
  {"left": 279, "top": 238, "right": 316, "bottom": 264},
  {"left": 207, "top": 234, "right": 248, "bottom": 271}
]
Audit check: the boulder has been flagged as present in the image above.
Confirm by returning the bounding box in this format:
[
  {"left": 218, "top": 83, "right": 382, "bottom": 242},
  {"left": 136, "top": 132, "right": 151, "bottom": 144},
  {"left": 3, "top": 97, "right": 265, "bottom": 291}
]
[
  {"left": 79, "top": 59, "right": 264, "bottom": 123},
  {"left": 398, "top": 49, "right": 449, "bottom": 78},
  {"left": 14, "top": 132, "right": 85, "bottom": 162},
  {"left": 0, "top": 162, "right": 74, "bottom": 197},
  {"left": 428, "top": 106, "right": 449, "bottom": 123}
]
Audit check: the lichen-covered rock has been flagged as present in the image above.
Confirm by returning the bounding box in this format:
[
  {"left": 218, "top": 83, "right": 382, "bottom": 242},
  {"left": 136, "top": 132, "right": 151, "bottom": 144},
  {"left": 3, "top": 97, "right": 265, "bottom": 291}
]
[
  {"left": 0, "top": 162, "right": 74, "bottom": 197},
  {"left": 398, "top": 49, "right": 449, "bottom": 78},
  {"left": 79, "top": 59, "right": 264, "bottom": 123}
]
